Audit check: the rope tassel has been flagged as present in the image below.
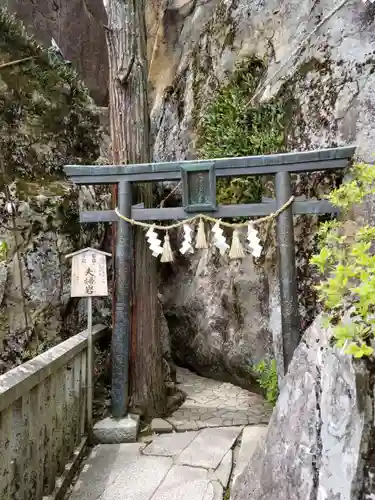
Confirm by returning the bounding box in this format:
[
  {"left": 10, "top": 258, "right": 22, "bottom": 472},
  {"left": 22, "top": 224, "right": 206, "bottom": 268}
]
[
  {"left": 161, "top": 232, "right": 174, "bottom": 262},
  {"left": 195, "top": 219, "right": 208, "bottom": 249},
  {"left": 229, "top": 229, "right": 245, "bottom": 260}
]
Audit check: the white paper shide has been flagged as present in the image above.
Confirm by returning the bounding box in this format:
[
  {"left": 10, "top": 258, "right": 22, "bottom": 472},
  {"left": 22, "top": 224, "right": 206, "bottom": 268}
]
[
  {"left": 247, "top": 223, "right": 262, "bottom": 258},
  {"left": 146, "top": 226, "right": 163, "bottom": 257},
  {"left": 212, "top": 221, "right": 229, "bottom": 255},
  {"left": 180, "top": 224, "right": 194, "bottom": 255}
]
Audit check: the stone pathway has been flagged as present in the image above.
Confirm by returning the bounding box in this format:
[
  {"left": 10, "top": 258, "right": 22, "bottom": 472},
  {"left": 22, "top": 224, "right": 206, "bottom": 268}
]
[
  {"left": 68, "top": 368, "right": 271, "bottom": 500},
  {"left": 152, "top": 368, "right": 271, "bottom": 432}
]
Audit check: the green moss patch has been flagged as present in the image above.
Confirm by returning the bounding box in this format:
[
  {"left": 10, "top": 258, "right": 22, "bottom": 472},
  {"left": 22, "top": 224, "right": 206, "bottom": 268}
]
[
  {"left": 195, "top": 57, "right": 286, "bottom": 204},
  {"left": 0, "top": 7, "right": 100, "bottom": 186}
]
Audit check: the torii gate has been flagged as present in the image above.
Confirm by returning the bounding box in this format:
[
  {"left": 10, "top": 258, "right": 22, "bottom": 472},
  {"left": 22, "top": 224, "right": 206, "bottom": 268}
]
[{"left": 64, "top": 145, "right": 355, "bottom": 418}]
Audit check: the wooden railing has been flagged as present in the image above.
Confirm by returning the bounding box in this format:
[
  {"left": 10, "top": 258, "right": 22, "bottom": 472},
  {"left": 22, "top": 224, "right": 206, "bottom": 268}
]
[{"left": 0, "top": 324, "right": 108, "bottom": 500}]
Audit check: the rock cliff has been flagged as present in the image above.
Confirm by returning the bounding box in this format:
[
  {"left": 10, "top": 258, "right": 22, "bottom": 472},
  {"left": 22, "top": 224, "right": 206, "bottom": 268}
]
[
  {"left": 4, "top": 0, "right": 375, "bottom": 386},
  {"left": 231, "top": 312, "right": 375, "bottom": 499},
  {"left": 145, "top": 0, "right": 375, "bottom": 385},
  {"left": 0, "top": 9, "right": 108, "bottom": 372},
  {"left": 150, "top": 0, "right": 375, "bottom": 384},
  {"left": 148, "top": 0, "right": 375, "bottom": 161},
  {"left": 0, "top": 0, "right": 108, "bottom": 105}
]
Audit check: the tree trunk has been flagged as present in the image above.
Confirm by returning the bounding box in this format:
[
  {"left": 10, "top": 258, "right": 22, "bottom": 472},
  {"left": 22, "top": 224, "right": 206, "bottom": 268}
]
[{"left": 104, "top": 0, "right": 167, "bottom": 417}]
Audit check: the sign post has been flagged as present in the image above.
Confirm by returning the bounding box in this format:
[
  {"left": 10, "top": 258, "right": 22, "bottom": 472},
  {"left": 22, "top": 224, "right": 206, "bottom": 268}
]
[{"left": 65, "top": 247, "right": 111, "bottom": 441}]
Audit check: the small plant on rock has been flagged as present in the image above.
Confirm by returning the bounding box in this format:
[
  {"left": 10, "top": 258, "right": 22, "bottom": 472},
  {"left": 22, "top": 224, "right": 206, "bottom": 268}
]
[
  {"left": 254, "top": 359, "right": 279, "bottom": 406},
  {"left": 311, "top": 162, "right": 375, "bottom": 358},
  {"left": 0, "top": 240, "right": 7, "bottom": 262}
]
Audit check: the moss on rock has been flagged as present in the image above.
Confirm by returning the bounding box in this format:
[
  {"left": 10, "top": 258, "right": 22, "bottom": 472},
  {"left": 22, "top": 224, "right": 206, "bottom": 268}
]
[
  {"left": 0, "top": 7, "right": 100, "bottom": 185},
  {"left": 195, "top": 57, "right": 286, "bottom": 204}
]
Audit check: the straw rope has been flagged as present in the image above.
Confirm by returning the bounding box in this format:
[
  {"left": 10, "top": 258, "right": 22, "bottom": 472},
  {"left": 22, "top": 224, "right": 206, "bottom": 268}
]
[{"left": 114, "top": 196, "right": 295, "bottom": 231}]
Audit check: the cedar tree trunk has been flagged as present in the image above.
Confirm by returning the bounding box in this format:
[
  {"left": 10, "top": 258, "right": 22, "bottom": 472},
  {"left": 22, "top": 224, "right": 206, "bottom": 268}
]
[{"left": 103, "top": 0, "right": 167, "bottom": 417}]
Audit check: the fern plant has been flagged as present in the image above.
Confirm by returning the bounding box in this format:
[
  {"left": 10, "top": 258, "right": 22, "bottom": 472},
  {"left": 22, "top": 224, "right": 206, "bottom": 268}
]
[{"left": 196, "top": 57, "right": 285, "bottom": 205}]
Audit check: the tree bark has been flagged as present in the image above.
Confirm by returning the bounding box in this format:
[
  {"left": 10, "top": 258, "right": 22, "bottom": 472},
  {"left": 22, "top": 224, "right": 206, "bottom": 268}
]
[{"left": 103, "top": 0, "right": 167, "bottom": 417}]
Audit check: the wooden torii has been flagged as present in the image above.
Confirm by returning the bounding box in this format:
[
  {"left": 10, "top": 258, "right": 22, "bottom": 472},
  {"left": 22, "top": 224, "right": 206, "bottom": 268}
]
[{"left": 64, "top": 145, "right": 356, "bottom": 417}]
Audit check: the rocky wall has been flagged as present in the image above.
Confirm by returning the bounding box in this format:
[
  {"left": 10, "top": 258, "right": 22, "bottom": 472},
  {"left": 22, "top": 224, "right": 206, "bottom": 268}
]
[
  {"left": 0, "top": 9, "right": 109, "bottom": 372},
  {"left": 5, "top": 0, "right": 375, "bottom": 387},
  {"left": 231, "top": 313, "right": 375, "bottom": 499},
  {"left": 148, "top": 0, "right": 375, "bottom": 384}
]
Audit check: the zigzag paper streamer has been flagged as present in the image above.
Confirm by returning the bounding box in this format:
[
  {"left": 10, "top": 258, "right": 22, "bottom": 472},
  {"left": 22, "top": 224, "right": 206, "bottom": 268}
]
[
  {"left": 212, "top": 221, "right": 229, "bottom": 255},
  {"left": 146, "top": 226, "right": 163, "bottom": 257},
  {"left": 247, "top": 223, "right": 262, "bottom": 258},
  {"left": 180, "top": 224, "right": 194, "bottom": 255}
]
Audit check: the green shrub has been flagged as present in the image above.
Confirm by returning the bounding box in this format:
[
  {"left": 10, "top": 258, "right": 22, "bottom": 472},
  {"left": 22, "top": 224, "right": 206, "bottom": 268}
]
[
  {"left": 254, "top": 358, "right": 279, "bottom": 405},
  {"left": 310, "top": 162, "right": 375, "bottom": 358}
]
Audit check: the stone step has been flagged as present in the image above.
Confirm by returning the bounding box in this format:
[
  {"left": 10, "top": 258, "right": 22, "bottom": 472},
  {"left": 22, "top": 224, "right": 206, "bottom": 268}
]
[{"left": 151, "top": 417, "right": 174, "bottom": 434}]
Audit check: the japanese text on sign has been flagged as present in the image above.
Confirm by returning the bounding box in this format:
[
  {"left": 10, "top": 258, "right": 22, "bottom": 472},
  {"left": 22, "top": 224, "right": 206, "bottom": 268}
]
[{"left": 70, "top": 250, "right": 108, "bottom": 297}]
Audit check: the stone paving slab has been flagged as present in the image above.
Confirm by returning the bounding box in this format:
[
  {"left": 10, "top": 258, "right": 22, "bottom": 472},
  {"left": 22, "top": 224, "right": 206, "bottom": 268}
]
[
  {"left": 142, "top": 430, "right": 198, "bottom": 457},
  {"left": 99, "top": 456, "right": 172, "bottom": 500},
  {"left": 206, "top": 480, "right": 224, "bottom": 500},
  {"left": 151, "top": 418, "right": 173, "bottom": 434},
  {"left": 69, "top": 443, "right": 172, "bottom": 500},
  {"left": 68, "top": 427, "right": 240, "bottom": 500},
  {"left": 176, "top": 427, "right": 242, "bottom": 469},
  {"left": 151, "top": 465, "right": 222, "bottom": 500},
  {"left": 70, "top": 443, "right": 142, "bottom": 499},
  {"left": 213, "top": 449, "right": 233, "bottom": 488},
  {"left": 162, "top": 368, "right": 271, "bottom": 431}
]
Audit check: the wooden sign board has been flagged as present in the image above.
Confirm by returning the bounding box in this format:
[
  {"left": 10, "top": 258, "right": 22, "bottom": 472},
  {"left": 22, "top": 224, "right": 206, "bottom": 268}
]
[{"left": 65, "top": 248, "right": 111, "bottom": 298}]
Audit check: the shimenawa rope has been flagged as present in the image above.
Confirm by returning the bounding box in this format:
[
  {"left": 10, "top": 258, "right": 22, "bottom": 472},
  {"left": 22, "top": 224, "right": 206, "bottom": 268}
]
[{"left": 114, "top": 195, "right": 295, "bottom": 231}]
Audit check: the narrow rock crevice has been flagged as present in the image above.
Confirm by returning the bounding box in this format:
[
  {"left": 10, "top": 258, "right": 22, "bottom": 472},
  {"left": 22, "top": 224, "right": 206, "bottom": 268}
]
[
  {"left": 361, "top": 366, "right": 375, "bottom": 499},
  {"left": 311, "top": 362, "right": 323, "bottom": 500}
]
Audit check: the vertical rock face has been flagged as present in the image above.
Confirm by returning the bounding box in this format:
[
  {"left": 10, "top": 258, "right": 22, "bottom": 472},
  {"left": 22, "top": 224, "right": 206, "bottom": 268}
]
[
  {"left": 149, "top": 0, "right": 375, "bottom": 382},
  {"left": 231, "top": 314, "right": 375, "bottom": 500},
  {"left": 162, "top": 246, "right": 278, "bottom": 388},
  {"left": 0, "top": 0, "right": 108, "bottom": 105},
  {"left": 0, "top": 9, "right": 107, "bottom": 372},
  {"left": 147, "top": 0, "right": 375, "bottom": 162}
]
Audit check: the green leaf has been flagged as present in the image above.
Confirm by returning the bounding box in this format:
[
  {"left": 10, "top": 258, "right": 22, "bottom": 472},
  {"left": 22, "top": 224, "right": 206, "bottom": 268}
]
[
  {"left": 344, "top": 342, "right": 373, "bottom": 358},
  {"left": 310, "top": 247, "right": 332, "bottom": 273},
  {"left": 311, "top": 162, "right": 375, "bottom": 359}
]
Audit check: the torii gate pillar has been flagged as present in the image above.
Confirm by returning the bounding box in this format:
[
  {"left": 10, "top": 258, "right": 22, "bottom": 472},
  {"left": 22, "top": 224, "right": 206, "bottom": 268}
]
[{"left": 111, "top": 181, "right": 132, "bottom": 418}]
